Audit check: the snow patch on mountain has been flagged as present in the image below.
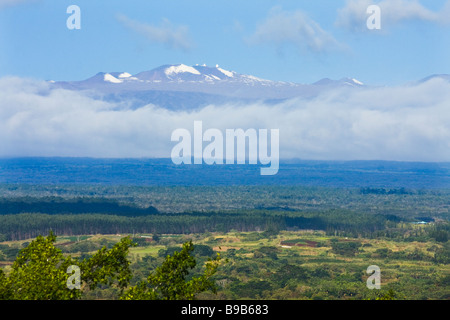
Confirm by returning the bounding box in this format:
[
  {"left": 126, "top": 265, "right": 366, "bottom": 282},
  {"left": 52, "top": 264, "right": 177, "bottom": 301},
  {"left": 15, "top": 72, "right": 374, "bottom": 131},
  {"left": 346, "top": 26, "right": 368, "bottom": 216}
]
[
  {"left": 165, "top": 64, "right": 201, "bottom": 76},
  {"left": 118, "top": 72, "right": 132, "bottom": 79},
  {"left": 104, "top": 73, "right": 123, "bottom": 84},
  {"left": 217, "top": 67, "right": 234, "bottom": 78}
]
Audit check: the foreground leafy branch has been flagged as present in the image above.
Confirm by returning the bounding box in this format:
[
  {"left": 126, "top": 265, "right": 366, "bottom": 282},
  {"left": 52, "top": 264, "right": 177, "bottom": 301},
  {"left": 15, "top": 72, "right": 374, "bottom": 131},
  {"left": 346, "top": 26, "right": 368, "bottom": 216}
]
[
  {"left": 0, "top": 232, "right": 136, "bottom": 299},
  {"left": 0, "top": 232, "right": 221, "bottom": 300},
  {"left": 0, "top": 231, "right": 79, "bottom": 299},
  {"left": 121, "top": 240, "right": 222, "bottom": 300}
]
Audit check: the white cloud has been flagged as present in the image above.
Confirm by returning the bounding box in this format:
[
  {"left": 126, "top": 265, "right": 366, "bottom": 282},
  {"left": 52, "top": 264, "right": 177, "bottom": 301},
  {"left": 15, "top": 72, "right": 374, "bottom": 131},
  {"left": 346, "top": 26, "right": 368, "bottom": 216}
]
[
  {"left": 248, "top": 7, "right": 345, "bottom": 55},
  {"left": 336, "top": 0, "right": 450, "bottom": 31},
  {"left": 0, "top": 76, "right": 450, "bottom": 162},
  {"left": 117, "top": 14, "right": 192, "bottom": 51}
]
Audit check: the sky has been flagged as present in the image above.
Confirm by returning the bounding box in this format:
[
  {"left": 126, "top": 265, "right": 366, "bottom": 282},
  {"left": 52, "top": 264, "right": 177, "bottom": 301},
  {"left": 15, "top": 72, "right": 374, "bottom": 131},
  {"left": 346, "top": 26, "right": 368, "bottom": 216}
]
[
  {"left": 0, "top": 0, "right": 449, "bottom": 85},
  {"left": 1, "top": 0, "right": 450, "bottom": 162}
]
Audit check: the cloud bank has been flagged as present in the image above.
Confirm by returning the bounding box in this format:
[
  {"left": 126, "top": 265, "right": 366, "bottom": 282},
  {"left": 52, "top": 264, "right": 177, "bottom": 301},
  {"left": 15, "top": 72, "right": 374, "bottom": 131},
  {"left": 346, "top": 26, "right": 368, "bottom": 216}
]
[
  {"left": 1, "top": 76, "right": 450, "bottom": 162},
  {"left": 117, "top": 14, "right": 192, "bottom": 51}
]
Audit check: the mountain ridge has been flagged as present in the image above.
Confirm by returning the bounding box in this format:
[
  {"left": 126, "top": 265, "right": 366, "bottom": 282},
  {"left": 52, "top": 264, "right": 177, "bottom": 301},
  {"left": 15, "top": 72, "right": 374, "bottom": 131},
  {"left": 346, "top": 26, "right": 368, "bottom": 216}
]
[
  {"left": 49, "top": 64, "right": 449, "bottom": 110},
  {"left": 57, "top": 63, "right": 365, "bottom": 87}
]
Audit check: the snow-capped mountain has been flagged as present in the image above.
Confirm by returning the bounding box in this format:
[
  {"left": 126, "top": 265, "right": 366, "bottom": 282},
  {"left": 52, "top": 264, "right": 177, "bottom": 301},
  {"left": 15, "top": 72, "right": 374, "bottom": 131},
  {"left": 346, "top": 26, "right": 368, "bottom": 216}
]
[
  {"left": 58, "top": 64, "right": 289, "bottom": 88},
  {"left": 51, "top": 64, "right": 366, "bottom": 110}
]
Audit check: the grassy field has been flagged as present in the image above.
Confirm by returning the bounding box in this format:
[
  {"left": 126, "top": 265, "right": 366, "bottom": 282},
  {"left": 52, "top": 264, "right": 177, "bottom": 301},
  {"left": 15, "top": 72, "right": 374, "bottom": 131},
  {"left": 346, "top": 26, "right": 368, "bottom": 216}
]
[{"left": 124, "top": 230, "right": 449, "bottom": 299}]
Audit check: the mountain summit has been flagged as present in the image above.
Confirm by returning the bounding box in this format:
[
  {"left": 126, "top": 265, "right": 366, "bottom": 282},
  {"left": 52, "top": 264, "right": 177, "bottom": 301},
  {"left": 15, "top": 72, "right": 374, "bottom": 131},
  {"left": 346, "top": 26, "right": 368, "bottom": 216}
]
[{"left": 134, "top": 64, "right": 237, "bottom": 82}]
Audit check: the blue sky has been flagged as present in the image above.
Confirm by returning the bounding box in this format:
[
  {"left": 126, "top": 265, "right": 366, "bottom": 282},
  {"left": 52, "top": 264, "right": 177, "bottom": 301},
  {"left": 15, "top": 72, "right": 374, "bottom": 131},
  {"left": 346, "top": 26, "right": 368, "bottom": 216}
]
[{"left": 1, "top": 0, "right": 450, "bottom": 85}]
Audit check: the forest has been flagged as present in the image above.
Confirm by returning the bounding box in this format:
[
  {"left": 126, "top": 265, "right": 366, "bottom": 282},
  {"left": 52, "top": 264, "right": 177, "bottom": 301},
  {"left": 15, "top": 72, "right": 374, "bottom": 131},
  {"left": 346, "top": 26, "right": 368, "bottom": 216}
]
[
  {"left": 0, "top": 183, "right": 448, "bottom": 300},
  {"left": 0, "top": 184, "right": 448, "bottom": 241}
]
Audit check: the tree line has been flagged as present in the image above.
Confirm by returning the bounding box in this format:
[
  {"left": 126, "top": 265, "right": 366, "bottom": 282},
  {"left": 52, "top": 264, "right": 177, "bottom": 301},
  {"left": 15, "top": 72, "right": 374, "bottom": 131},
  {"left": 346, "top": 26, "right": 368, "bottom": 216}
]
[
  {"left": 0, "top": 197, "right": 158, "bottom": 216},
  {"left": 0, "top": 208, "right": 397, "bottom": 241}
]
